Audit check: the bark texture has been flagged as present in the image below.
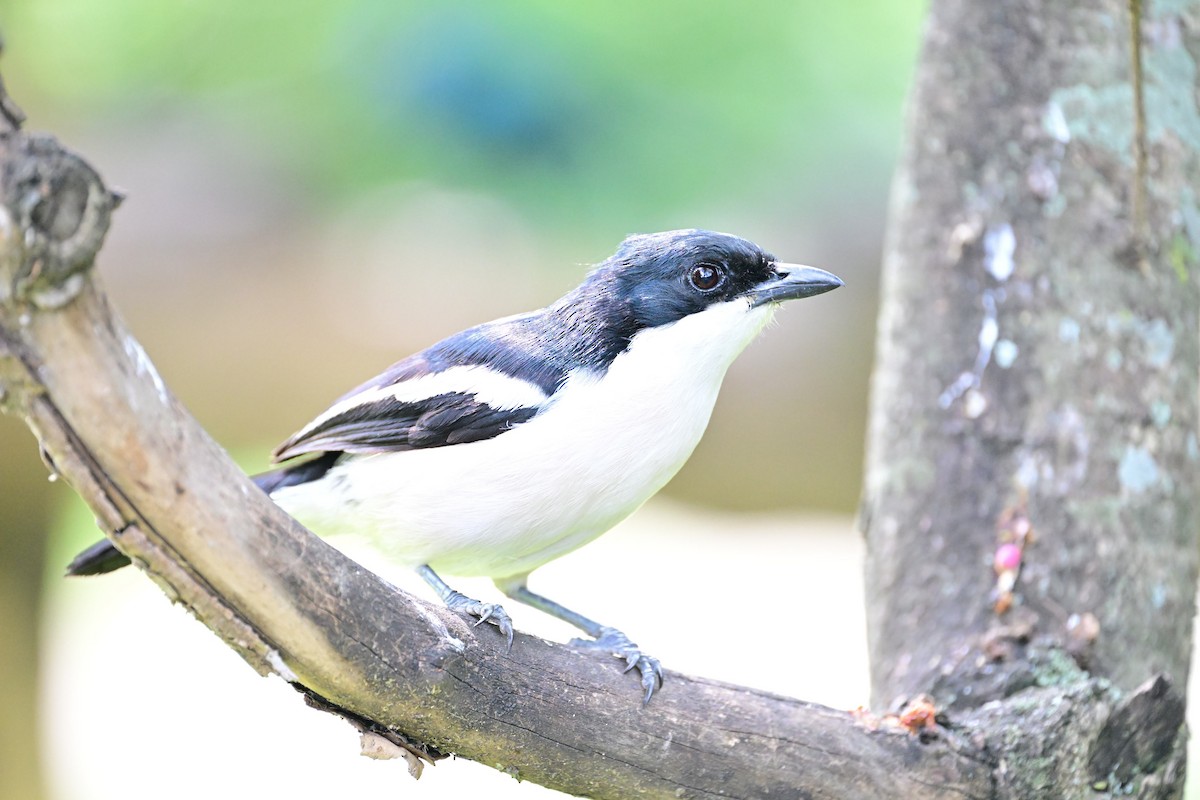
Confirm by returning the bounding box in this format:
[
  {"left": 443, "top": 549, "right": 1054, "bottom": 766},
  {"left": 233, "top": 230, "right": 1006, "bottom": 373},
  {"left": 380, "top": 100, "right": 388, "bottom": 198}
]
[{"left": 862, "top": 0, "right": 1199, "bottom": 793}]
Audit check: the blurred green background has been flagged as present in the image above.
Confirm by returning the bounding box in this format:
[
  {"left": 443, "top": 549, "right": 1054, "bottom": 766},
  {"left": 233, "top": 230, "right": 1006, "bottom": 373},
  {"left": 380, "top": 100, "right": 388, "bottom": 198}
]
[
  {"left": 3, "top": 0, "right": 921, "bottom": 513},
  {"left": 0, "top": 1, "right": 925, "bottom": 798}
]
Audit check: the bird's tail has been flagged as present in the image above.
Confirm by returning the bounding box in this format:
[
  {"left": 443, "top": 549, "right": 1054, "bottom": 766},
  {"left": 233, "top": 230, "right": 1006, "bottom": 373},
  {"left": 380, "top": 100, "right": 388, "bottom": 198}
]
[
  {"left": 64, "top": 537, "right": 132, "bottom": 576},
  {"left": 64, "top": 453, "right": 340, "bottom": 577}
]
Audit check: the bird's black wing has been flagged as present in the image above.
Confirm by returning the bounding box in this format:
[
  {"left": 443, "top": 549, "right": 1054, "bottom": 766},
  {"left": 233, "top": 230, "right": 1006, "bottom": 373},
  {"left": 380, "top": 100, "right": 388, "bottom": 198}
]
[
  {"left": 272, "top": 312, "right": 568, "bottom": 463},
  {"left": 272, "top": 389, "right": 542, "bottom": 460}
]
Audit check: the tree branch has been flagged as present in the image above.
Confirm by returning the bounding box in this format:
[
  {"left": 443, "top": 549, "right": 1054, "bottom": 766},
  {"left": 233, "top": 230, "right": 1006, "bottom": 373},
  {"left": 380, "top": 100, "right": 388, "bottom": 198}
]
[
  {"left": 0, "top": 128, "right": 992, "bottom": 799},
  {"left": 857, "top": 0, "right": 1197, "bottom": 795}
]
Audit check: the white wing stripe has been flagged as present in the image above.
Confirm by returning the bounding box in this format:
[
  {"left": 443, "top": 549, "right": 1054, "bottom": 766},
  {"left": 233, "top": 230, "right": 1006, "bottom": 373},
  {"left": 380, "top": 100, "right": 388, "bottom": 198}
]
[{"left": 293, "top": 365, "right": 550, "bottom": 442}]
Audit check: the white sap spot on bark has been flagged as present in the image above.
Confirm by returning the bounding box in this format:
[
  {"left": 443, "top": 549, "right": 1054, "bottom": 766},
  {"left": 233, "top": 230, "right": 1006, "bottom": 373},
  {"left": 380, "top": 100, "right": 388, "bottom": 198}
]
[
  {"left": 984, "top": 224, "right": 1016, "bottom": 281},
  {"left": 938, "top": 291, "right": 1001, "bottom": 411},
  {"left": 978, "top": 314, "right": 999, "bottom": 353},
  {"left": 265, "top": 649, "right": 298, "bottom": 682},
  {"left": 938, "top": 372, "right": 975, "bottom": 410},
  {"left": 1043, "top": 101, "right": 1072, "bottom": 143},
  {"left": 123, "top": 335, "right": 169, "bottom": 404},
  {"left": 412, "top": 602, "right": 465, "bottom": 653},
  {"left": 994, "top": 339, "right": 1018, "bottom": 369},
  {"left": 963, "top": 389, "right": 988, "bottom": 419},
  {"left": 940, "top": 227, "right": 1017, "bottom": 410},
  {"left": 0, "top": 205, "right": 12, "bottom": 258}
]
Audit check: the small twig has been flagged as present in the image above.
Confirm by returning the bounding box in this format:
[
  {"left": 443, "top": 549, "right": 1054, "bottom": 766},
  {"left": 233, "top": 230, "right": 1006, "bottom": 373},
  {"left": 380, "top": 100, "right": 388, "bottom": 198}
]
[
  {"left": 0, "top": 39, "right": 28, "bottom": 131},
  {"left": 1128, "top": 0, "right": 1151, "bottom": 274}
]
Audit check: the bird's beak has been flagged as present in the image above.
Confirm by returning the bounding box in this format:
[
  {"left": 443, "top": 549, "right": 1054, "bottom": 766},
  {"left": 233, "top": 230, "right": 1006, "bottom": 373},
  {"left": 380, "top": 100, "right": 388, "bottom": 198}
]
[{"left": 747, "top": 263, "right": 844, "bottom": 308}]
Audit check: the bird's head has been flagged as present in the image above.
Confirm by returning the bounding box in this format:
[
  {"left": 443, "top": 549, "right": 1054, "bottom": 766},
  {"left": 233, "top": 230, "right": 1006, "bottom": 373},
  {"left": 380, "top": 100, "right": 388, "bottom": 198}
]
[
  {"left": 547, "top": 229, "right": 842, "bottom": 377},
  {"left": 601, "top": 230, "right": 842, "bottom": 329}
]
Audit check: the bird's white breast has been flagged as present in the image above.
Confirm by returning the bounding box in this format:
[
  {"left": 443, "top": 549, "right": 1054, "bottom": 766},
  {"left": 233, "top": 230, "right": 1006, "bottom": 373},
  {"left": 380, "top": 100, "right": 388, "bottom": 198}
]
[{"left": 272, "top": 298, "right": 775, "bottom": 579}]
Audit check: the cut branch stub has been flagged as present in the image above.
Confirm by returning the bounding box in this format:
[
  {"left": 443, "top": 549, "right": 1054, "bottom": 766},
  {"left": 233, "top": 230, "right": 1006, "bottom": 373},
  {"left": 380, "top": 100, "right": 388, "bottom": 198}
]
[{"left": 0, "top": 133, "right": 121, "bottom": 306}]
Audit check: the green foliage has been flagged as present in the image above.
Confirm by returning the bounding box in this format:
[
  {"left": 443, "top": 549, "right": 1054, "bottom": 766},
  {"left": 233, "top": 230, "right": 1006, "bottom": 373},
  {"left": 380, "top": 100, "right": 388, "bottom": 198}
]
[{"left": 4, "top": 0, "right": 923, "bottom": 230}]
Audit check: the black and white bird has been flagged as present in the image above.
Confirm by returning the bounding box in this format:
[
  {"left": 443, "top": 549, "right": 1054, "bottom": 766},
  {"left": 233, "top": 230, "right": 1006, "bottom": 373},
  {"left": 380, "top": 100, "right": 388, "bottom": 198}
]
[{"left": 68, "top": 229, "right": 841, "bottom": 701}]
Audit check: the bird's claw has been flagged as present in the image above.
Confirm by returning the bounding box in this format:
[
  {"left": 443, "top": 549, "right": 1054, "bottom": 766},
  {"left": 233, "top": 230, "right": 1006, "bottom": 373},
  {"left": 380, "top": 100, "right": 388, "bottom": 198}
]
[
  {"left": 444, "top": 591, "right": 514, "bottom": 649},
  {"left": 570, "top": 626, "right": 663, "bottom": 703}
]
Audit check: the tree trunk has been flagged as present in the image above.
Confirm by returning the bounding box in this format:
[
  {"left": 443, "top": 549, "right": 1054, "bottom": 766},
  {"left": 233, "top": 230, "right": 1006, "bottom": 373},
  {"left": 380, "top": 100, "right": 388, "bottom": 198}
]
[{"left": 863, "top": 0, "right": 1199, "bottom": 793}]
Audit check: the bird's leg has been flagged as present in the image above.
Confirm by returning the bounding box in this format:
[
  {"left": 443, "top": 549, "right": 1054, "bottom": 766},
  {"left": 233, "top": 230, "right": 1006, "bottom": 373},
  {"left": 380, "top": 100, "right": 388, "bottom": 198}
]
[
  {"left": 494, "top": 576, "right": 663, "bottom": 703},
  {"left": 417, "top": 564, "right": 513, "bottom": 648}
]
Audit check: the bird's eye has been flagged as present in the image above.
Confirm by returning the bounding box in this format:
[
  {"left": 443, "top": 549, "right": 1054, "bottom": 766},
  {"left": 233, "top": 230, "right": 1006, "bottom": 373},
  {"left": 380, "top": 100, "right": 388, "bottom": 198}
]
[{"left": 689, "top": 264, "right": 723, "bottom": 291}]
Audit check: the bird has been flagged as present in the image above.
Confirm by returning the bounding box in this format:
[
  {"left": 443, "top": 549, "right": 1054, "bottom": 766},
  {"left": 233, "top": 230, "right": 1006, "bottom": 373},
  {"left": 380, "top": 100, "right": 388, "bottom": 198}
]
[{"left": 67, "top": 229, "right": 842, "bottom": 702}]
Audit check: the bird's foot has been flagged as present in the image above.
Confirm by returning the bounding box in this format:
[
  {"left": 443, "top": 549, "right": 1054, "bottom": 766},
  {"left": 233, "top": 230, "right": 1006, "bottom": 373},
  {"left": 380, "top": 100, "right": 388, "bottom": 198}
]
[
  {"left": 443, "top": 590, "right": 514, "bottom": 648},
  {"left": 570, "top": 626, "right": 663, "bottom": 703}
]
